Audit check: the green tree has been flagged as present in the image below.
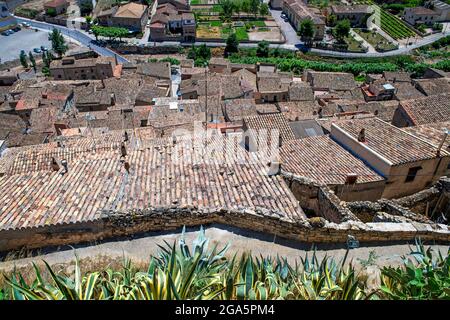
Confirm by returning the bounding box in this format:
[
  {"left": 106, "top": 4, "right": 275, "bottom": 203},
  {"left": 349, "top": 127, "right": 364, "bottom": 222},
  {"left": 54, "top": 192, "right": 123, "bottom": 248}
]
[
  {"left": 19, "top": 50, "right": 28, "bottom": 69},
  {"left": 48, "top": 28, "right": 68, "bottom": 57},
  {"left": 249, "top": 0, "right": 260, "bottom": 18},
  {"left": 85, "top": 16, "right": 92, "bottom": 30},
  {"left": 232, "top": 0, "right": 241, "bottom": 18},
  {"left": 259, "top": 3, "right": 269, "bottom": 17},
  {"left": 241, "top": 0, "right": 251, "bottom": 15},
  {"left": 80, "top": 0, "right": 93, "bottom": 16},
  {"left": 299, "top": 19, "right": 315, "bottom": 46},
  {"left": 256, "top": 40, "right": 269, "bottom": 57},
  {"left": 46, "top": 8, "right": 57, "bottom": 17},
  {"left": 334, "top": 19, "right": 350, "bottom": 43},
  {"left": 326, "top": 14, "right": 337, "bottom": 27},
  {"left": 219, "top": 0, "right": 234, "bottom": 22},
  {"left": 28, "top": 51, "right": 36, "bottom": 72},
  {"left": 225, "top": 32, "right": 239, "bottom": 56}
]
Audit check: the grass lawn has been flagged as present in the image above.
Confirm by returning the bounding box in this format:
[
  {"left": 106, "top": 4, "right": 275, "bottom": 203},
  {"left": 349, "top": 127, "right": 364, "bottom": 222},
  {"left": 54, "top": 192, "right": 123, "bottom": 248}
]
[
  {"left": 235, "top": 27, "right": 249, "bottom": 40},
  {"left": 354, "top": 29, "right": 397, "bottom": 52},
  {"left": 210, "top": 20, "right": 222, "bottom": 27},
  {"left": 344, "top": 35, "right": 365, "bottom": 52}
]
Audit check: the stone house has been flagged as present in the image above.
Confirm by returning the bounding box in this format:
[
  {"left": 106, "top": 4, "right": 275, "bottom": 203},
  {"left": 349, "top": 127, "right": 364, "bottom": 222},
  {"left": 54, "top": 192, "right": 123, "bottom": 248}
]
[
  {"left": 330, "top": 5, "right": 372, "bottom": 27},
  {"left": 44, "top": 0, "right": 68, "bottom": 15},
  {"left": 392, "top": 93, "right": 450, "bottom": 127},
  {"left": 330, "top": 117, "right": 450, "bottom": 199},
  {"left": 49, "top": 56, "right": 118, "bottom": 81},
  {"left": 403, "top": 7, "right": 440, "bottom": 26},
  {"left": 97, "top": 2, "right": 149, "bottom": 32},
  {"left": 282, "top": 0, "right": 325, "bottom": 40}
]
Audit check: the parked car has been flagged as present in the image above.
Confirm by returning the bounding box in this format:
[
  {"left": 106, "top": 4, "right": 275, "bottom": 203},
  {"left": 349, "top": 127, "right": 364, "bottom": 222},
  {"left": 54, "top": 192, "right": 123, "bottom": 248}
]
[
  {"left": 33, "top": 47, "right": 42, "bottom": 53},
  {"left": 12, "top": 26, "right": 21, "bottom": 32},
  {"left": 21, "top": 22, "right": 31, "bottom": 28},
  {"left": 280, "top": 13, "right": 287, "bottom": 18},
  {"left": 283, "top": 17, "right": 289, "bottom": 22},
  {"left": 1, "top": 31, "right": 10, "bottom": 36},
  {"left": 40, "top": 46, "right": 48, "bottom": 51}
]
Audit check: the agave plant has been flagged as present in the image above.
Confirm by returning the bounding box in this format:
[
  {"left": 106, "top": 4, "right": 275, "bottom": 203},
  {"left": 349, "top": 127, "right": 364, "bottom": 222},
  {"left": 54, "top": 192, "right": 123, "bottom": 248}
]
[
  {"left": 4, "top": 256, "right": 99, "bottom": 300},
  {"left": 379, "top": 239, "right": 450, "bottom": 300}
]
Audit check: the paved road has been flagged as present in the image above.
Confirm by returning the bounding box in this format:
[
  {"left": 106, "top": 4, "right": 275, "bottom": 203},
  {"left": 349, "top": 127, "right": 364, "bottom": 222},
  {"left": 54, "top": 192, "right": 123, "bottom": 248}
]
[
  {"left": 13, "top": 16, "right": 129, "bottom": 63},
  {"left": 270, "top": 8, "right": 298, "bottom": 46},
  {"left": 0, "top": 225, "right": 448, "bottom": 272}
]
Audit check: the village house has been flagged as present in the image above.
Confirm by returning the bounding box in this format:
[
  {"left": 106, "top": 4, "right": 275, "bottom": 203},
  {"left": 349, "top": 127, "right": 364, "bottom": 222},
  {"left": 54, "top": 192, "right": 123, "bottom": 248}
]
[
  {"left": 222, "top": 98, "right": 259, "bottom": 124},
  {"left": 149, "top": 2, "right": 195, "bottom": 41},
  {"left": 330, "top": 5, "right": 373, "bottom": 27},
  {"left": 44, "top": 0, "right": 68, "bottom": 15},
  {"left": 282, "top": 0, "right": 325, "bottom": 40},
  {"left": 330, "top": 117, "right": 450, "bottom": 198},
  {"left": 403, "top": 7, "right": 440, "bottom": 26},
  {"left": 242, "top": 113, "right": 296, "bottom": 152},
  {"left": 49, "top": 56, "right": 119, "bottom": 80},
  {"left": 208, "top": 58, "right": 231, "bottom": 74},
  {"left": 392, "top": 93, "right": 450, "bottom": 127},
  {"left": 429, "top": 0, "right": 450, "bottom": 22},
  {"left": 412, "top": 78, "right": 450, "bottom": 97},
  {"left": 0, "top": 70, "right": 18, "bottom": 86},
  {"left": 97, "top": 2, "right": 149, "bottom": 32},
  {"left": 157, "top": 0, "right": 189, "bottom": 11},
  {"left": 280, "top": 135, "right": 386, "bottom": 201},
  {"left": 403, "top": 120, "right": 450, "bottom": 175}
]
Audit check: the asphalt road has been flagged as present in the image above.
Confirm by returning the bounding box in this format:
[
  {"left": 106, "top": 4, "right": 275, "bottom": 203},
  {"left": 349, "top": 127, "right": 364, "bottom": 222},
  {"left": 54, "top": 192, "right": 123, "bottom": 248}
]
[
  {"left": 0, "top": 28, "right": 52, "bottom": 63},
  {"left": 13, "top": 16, "right": 129, "bottom": 63}
]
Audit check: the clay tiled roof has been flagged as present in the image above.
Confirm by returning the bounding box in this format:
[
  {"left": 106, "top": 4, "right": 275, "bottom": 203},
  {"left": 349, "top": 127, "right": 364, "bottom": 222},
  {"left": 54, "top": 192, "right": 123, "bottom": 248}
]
[
  {"left": 280, "top": 135, "right": 384, "bottom": 185},
  {"left": 278, "top": 101, "right": 327, "bottom": 121},
  {"left": 403, "top": 121, "right": 450, "bottom": 153},
  {"left": 399, "top": 93, "right": 450, "bottom": 125},
  {"left": 0, "top": 132, "right": 305, "bottom": 231},
  {"left": 333, "top": 117, "right": 449, "bottom": 165},
  {"left": 288, "top": 82, "right": 314, "bottom": 101},
  {"left": 244, "top": 113, "right": 296, "bottom": 142},
  {"left": 331, "top": 5, "right": 371, "bottom": 14},
  {"left": 414, "top": 78, "right": 450, "bottom": 97},
  {"left": 114, "top": 2, "right": 147, "bottom": 18},
  {"left": 222, "top": 99, "right": 258, "bottom": 123},
  {"left": 306, "top": 71, "right": 357, "bottom": 91},
  {"left": 393, "top": 82, "right": 425, "bottom": 101}
]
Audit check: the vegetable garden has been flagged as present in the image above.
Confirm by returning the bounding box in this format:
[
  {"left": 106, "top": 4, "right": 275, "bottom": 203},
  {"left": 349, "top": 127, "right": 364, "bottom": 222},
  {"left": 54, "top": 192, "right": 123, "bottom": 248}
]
[{"left": 379, "top": 10, "right": 416, "bottom": 40}]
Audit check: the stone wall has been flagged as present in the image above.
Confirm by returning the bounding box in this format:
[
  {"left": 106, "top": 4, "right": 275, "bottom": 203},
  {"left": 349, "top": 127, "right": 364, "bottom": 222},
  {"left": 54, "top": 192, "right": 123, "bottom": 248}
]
[
  {"left": 394, "top": 177, "right": 450, "bottom": 215},
  {"left": 1, "top": 205, "right": 449, "bottom": 253},
  {"left": 282, "top": 173, "right": 360, "bottom": 223}
]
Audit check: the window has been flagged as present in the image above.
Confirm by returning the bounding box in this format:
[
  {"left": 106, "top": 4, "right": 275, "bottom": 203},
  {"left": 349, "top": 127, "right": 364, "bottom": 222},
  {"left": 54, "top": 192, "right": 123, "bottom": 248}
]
[{"left": 405, "top": 166, "right": 422, "bottom": 183}]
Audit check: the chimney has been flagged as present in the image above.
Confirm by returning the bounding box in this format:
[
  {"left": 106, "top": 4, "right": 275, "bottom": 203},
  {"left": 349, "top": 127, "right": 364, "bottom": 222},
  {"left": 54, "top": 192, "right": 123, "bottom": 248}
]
[
  {"left": 278, "top": 135, "right": 283, "bottom": 148},
  {"left": 267, "top": 161, "right": 281, "bottom": 176},
  {"left": 345, "top": 173, "right": 358, "bottom": 185},
  {"left": 172, "top": 135, "right": 177, "bottom": 145},
  {"left": 436, "top": 129, "right": 449, "bottom": 157},
  {"left": 357, "top": 128, "right": 366, "bottom": 142},
  {"left": 124, "top": 131, "right": 129, "bottom": 142},
  {"left": 51, "top": 157, "right": 60, "bottom": 172},
  {"left": 61, "top": 159, "right": 68, "bottom": 174},
  {"left": 124, "top": 161, "right": 130, "bottom": 173},
  {"left": 318, "top": 107, "right": 323, "bottom": 118}
]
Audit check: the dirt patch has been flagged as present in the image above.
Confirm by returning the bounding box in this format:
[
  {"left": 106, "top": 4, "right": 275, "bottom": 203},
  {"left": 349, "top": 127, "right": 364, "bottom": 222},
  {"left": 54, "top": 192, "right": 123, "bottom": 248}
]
[{"left": 248, "top": 28, "right": 283, "bottom": 42}]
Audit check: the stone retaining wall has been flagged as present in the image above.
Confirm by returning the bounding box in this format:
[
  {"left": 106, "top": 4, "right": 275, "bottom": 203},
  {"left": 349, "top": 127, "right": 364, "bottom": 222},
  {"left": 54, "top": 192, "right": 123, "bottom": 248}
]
[{"left": 0, "top": 205, "right": 448, "bottom": 253}]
